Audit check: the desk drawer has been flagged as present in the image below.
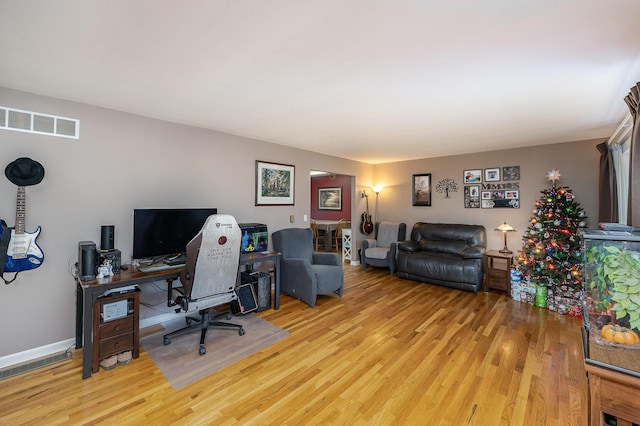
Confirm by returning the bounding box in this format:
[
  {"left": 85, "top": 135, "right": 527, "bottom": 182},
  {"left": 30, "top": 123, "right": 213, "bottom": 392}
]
[
  {"left": 99, "top": 333, "right": 133, "bottom": 357},
  {"left": 99, "top": 316, "right": 133, "bottom": 339},
  {"left": 488, "top": 269, "right": 508, "bottom": 279},
  {"left": 488, "top": 278, "right": 508, "bottom": 291}
]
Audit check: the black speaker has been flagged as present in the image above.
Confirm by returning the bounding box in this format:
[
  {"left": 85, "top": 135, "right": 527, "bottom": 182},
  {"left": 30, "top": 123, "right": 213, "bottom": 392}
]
[
  {"left": 100, "top": 225, "right": 114, "bottom": 251},
  {"left": 78, "top": 241, "right": 97, "bottom": 281},
  {"left": 241, "top": 272, "right": 271, "bottom": 311},
  {"left": 230, "top": 283, "right": 258, "bottom": 315}
]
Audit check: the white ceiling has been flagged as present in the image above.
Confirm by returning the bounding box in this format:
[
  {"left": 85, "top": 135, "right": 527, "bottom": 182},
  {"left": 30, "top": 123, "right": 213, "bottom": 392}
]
[{"left": 1, "top": 1, "right": 639, "bottom": 164}]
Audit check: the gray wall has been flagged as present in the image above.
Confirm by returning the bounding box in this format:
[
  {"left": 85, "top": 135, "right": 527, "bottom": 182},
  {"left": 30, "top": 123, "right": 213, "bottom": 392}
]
[
  {"left": 373, "top": 140, "right": 601, "bottom": 251},
  {"left": 0, "top": 86, "right": 601, "bottom": 360}
]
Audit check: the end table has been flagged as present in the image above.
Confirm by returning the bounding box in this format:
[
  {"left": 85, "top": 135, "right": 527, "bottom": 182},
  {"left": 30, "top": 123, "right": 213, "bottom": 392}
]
[{"left": 484, "top": 250, "right": 513, "bottom": 294}]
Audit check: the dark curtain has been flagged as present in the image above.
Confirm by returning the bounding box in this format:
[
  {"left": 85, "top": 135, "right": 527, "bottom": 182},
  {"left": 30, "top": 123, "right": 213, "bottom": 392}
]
[
  {"left": 596, "top": 141, "right": 617, "bottom": 223},
  {"left": 624, "top": 83, "right": 640, "bottom": 227}
]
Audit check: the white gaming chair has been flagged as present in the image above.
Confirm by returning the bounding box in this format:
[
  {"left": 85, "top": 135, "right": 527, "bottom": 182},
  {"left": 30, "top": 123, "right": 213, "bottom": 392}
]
[{"left": 163, "top": 214, "right": 245, "bottom": 355}]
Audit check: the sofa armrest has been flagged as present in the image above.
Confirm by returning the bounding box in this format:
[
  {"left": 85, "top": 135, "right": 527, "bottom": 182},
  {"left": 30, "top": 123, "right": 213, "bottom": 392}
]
[
  {"left": 461, "top": 246, "right": 486, "bottom": 259},
  {"left": 398, "top": 240, "right": 420, "bottom": 253}
]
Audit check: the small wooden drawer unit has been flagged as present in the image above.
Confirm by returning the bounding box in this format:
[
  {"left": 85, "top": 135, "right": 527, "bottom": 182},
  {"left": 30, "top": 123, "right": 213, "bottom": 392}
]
[
  {"left": 92, "top": 289, "right": 140, "bottom": 373},
  {"left": 484, "top": 250, "right": 513, "bottom": 293}
]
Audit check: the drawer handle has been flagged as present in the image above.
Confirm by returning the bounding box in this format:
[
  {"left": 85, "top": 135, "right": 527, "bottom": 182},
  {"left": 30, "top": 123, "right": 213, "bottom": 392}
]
[
  {"left": 115, "top": 343, "right": 120, "bottom": 349},
  {"left": 115, "top": 326, "right": 121, "bottom": 331}
]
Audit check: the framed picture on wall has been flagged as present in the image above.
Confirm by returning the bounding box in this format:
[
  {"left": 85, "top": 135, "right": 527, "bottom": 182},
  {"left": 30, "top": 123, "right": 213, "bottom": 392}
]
[
  {"left": 484, "top": 167, "right": 500, "bottom": 182},
  {"left": 463, "top": 169, "right": 482, "bottom": 184},
  {"left": 318, "top": 187, "right": 342, "bottom": 210},
  {"left": 412, "top": 173, "right": 432, "bottom": 206},
  {"left": 255, "top": 160, "right": 295, "bottom": 205}
]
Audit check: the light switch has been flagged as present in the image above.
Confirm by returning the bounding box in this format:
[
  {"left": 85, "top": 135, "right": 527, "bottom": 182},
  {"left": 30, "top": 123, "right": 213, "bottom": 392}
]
[{"left": 290, "top": 215, "right": 295, "bottom": 223}]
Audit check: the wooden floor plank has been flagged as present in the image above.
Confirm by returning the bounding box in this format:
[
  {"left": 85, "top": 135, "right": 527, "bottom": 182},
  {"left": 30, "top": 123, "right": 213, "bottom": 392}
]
[{"left": 0, "top": 266, "right": 588, "bottom": 425}]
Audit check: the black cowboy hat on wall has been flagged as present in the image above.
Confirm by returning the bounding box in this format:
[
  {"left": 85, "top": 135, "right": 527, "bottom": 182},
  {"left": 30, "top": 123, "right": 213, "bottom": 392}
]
[{"left": 5, "top": 157, "right": 45, "bottom": 186}]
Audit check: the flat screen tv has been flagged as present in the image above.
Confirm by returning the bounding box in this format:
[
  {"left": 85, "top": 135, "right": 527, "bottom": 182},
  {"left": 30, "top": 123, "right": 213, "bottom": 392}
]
[{"left": 132, "top": 208, "right": 217, "bottom": 260}]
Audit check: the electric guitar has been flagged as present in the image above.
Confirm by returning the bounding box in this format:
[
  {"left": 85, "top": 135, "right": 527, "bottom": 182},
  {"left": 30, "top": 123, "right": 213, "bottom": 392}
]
[
  {"left": 0, "top": 186, "right": 44, "bottom": 273},
  {"left": 360, "top": 193, "right": 374, "bottom": 235}
]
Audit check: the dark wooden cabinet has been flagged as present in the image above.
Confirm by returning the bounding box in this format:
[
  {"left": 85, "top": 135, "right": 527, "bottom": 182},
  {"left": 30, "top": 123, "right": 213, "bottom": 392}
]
[
  {"left": 484, "top": 250, "right": 513, "bottom": 293},
  {"left": 91, "top": 290, "right": 139, "bottom": 373}
]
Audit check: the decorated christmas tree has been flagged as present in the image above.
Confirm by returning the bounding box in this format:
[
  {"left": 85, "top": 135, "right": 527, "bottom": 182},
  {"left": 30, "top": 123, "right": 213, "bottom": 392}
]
[{"left": 516, "top": 170, "right": 587, "bottom": 315}]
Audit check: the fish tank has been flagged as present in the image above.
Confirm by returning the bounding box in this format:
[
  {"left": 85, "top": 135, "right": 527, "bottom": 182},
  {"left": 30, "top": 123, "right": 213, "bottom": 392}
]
[{"left": 580, "top": 228, "right": 640, "bottom": 377}]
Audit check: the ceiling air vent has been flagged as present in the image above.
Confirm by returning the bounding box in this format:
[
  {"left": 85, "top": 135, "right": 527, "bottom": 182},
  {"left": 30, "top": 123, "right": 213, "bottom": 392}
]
[{"left": 0, "top": 106, "right": 79, "bottom": 139}]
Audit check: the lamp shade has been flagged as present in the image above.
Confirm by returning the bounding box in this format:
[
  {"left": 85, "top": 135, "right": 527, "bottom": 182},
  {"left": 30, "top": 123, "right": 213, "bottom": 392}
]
[
  {"left": 372, "top": 185, "right": 384, "bottom": 194},
  {"left": 495, "top": 222, "right": 516, "bottom": 232}
]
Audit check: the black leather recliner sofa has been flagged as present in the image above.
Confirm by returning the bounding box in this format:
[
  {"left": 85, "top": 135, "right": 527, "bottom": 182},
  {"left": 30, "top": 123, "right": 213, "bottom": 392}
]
[{"left": 396, "top": 222, "right": 486, "bottom": 292}]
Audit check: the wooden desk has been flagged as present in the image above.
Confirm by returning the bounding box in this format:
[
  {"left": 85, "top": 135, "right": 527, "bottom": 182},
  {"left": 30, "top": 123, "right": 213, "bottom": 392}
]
[
  {"left": 76, "top": 267, "right": 182, "bottom": 379},
  {"left": 76, "top": 252, "right": 281, "bottom": 379}
]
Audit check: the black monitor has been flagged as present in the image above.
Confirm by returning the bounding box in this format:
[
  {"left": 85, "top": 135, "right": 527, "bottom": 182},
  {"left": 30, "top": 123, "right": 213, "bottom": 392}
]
[{"left": 132, "top": 208, "right": 217, "bottom": 260}]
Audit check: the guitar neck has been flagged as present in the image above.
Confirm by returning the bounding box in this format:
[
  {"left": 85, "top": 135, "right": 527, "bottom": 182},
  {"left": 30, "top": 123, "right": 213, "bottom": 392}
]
[{"left": 15, "top": 186, "right": 25, "bottom": 235}]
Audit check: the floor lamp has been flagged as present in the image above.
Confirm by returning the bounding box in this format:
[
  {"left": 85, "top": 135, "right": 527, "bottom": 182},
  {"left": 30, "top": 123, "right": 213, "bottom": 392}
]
[{"left": 372, "top": 185, "right": 384, "bottom": 224}]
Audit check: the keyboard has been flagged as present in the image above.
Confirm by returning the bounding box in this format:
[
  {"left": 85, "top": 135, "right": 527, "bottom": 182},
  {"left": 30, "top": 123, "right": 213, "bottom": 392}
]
[
  {"left": 164, "top": 255, "right": 187, "bottom": 266},
  {"left": 138, "top": 263, "right": 184, "bottom": 273}
]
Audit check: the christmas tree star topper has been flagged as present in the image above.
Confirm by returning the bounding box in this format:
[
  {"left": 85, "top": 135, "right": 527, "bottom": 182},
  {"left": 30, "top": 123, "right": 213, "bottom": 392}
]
[{"left": 547, "top": 169, "right": 561, "bottom": 182}]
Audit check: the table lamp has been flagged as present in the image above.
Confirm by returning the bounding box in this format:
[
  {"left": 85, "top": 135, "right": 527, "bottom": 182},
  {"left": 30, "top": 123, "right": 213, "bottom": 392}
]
[{"left": 495, "top": 222, "right": 516, "bottom": 254}]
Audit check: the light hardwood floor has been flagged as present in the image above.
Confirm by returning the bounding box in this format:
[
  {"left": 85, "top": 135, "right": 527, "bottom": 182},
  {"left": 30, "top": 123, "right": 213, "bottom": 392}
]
[{"left": 0, "top": 265, "right": 588, "bottom": 425}]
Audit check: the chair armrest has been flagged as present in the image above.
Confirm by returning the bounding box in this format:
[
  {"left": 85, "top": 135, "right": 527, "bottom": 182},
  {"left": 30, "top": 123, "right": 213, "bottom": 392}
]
[
  {"left": 281, "top": 258, "right": 315, "bottom": 276},
  {"left": 398, "top": 240, "right": 420, "bottom": 253},
  {"left": 313, "top": 252, "right": 341, "bottom": 266},
  {"left": 461, "top": 246, "right": 486, "bottom": 259},
  {"left": 362, "top": 238, "right": 377, "bottom": 250}
]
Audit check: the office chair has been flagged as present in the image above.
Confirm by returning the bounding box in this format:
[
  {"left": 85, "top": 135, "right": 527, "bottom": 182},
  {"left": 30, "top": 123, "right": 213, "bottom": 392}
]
[{"left": 163, "top": 214, "right": 245, "bottom": 355}]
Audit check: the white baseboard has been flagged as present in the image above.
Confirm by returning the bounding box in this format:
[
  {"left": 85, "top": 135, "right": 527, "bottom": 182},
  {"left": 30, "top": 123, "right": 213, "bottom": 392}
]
[{"left": 0, "top": 338, "right": 75, "bottom": 369}]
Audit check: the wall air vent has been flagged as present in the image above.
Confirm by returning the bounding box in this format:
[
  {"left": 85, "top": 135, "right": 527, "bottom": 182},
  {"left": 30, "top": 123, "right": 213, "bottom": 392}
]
[{"left": 0, "top": 106, "right": 79, "bottom": 139}]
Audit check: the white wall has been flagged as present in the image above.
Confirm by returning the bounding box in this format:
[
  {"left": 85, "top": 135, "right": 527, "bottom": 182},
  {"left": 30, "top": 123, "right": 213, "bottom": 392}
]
[{"left": 0, "top": 86, "right": 601, "bottom": 361}]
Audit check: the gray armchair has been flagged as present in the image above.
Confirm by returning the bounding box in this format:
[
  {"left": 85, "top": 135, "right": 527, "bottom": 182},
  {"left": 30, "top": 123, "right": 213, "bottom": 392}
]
[
  {"left": 361, "top": 221, "right": 407, "bottom": 274},
  {"left": 272, "top": 228, "right": 344, "bottom": 308}
]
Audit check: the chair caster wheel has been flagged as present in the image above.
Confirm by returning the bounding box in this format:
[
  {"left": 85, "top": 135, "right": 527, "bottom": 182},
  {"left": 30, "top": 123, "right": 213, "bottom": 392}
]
[
  {"left": 239, "top": 328, "right": 245, "bottom": 336},
  {"left": 163, "top": 337, "right": 171, "bottom": 345},
  {"left": 199, "top": 345, "right": 206, "bottom": 355}
]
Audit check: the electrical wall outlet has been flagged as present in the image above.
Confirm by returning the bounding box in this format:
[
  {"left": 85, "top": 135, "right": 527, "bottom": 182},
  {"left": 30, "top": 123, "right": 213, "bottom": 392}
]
[
  {"left": 290, "top": 215, "right": 295, "bottom": 223},
  {"left": 304, "top": 214, "right": 308, "bottom": 222}
]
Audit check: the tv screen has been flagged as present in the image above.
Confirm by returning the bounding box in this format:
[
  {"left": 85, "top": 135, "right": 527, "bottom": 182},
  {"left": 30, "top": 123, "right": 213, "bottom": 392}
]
[{"left": 132, "top": 208, "right": 217, "bottom": 260}]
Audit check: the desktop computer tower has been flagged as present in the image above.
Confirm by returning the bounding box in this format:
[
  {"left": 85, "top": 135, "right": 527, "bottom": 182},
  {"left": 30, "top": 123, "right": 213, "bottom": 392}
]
[{"left": 241, "top": 271, "right": 271, "bottom": 312}]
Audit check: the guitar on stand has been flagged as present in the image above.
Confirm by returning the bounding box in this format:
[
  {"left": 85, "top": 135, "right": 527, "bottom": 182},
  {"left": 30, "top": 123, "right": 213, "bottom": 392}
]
[
  {"left": 1, "top": 157, "right": 45, "bottom": 284},
  {"left": 360, "top": 191, "right": 374, "bottom": 235}
]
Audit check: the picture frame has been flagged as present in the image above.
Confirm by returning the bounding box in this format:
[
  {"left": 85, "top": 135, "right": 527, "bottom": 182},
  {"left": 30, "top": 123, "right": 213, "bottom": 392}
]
[
  {"left": 255, "top": 160, "right": 295, "bottom": 206},
  {"left": 463, "top": 169, "right": 482, "bottom": 184},
  {"left": 318, "top": 186, "right": 342, "bottom": 210},
  {"left": 502, "top": 165, "right": 520, "bottom": 181},
  {"left": 412, "top": 173, "right": 432, "bottom": 206},
  {"left": 484, "top": 167, "right": 500, "bottom": 182}
]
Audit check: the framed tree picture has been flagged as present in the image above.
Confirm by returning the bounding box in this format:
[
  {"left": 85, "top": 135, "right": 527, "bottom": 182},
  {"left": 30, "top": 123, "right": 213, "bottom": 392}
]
[
  {"left": 412, "top": 173, "right": 432, "bottom": 206},
  {"left": 318, "top": 187, "right": 342, "bottom": 210},
  {"left": 255, "top": 160, "right": 295, "bottom": 205}
]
